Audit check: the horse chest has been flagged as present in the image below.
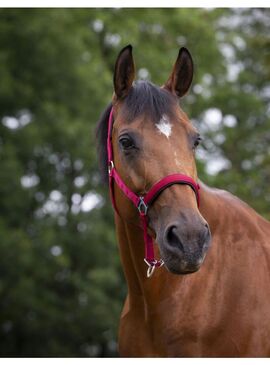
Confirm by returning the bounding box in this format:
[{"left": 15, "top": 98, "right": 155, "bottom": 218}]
[{"left": 120, "top": 275, "right": 270, "bottom": 357}]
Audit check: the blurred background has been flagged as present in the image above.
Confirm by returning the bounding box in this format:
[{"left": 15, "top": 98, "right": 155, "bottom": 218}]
[{"left": 0, "top": 8, "right": 269, "bottom": 357}]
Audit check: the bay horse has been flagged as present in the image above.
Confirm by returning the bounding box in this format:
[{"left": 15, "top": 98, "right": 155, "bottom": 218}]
[{"left": 96, "top": 45, "right": 270, "bottom": 357}]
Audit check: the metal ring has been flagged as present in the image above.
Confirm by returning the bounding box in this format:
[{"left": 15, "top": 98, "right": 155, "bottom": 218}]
[
  {"left": 146, "top": 265, "right": 156, "bottom": 278},
  {"left": 144, "top": 259, "right": 157, "bottom": 278},
  {"left": 138, "top": 197, "right": 148, "bottom": 215},
  {"left": 159, "top": 259, "right": 164, "bottom": 267},
  {"left": 108, "top": 160, "right": 114, "bottom": 175}
]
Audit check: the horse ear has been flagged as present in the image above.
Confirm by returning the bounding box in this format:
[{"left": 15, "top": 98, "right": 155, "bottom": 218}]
[
  {"left": 113, "top": 44, "right": 135, "bottom": 99},
  {"left": 164, "top": 47, "right": 193, "bottom": 98}
]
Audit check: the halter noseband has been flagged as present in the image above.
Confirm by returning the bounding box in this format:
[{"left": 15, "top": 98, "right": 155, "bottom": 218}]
[{"left": 107, "top": 107, "right": 200, "bottom": 277}]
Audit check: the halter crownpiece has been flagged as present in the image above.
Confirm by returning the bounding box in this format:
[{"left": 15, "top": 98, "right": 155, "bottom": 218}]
[{"left": 107, "top": 107, "right": 200, "bottom": 278}]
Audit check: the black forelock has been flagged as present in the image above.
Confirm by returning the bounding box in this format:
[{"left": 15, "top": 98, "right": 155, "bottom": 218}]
[
  {"left": 122, "top": 81, "right": 177, "bottom": 122},
  {"left": 96, "top": 81, "right": 177, "bottom": 184}
]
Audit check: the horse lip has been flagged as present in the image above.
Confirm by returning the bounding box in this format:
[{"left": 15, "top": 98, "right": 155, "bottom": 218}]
[
  {"left": 164, "top": 261, "right": 201, "bottom": 275},
  {"left": 160, "top": 241, "right": 209, "bottom": 275}
]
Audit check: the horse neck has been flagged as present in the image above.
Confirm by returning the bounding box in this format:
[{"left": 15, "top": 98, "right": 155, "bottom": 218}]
[{"left": 114, "top": 212, "right": 150, "bottom": 298}]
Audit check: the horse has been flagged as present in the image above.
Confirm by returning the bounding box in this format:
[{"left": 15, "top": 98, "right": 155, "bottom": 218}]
[{"left": 96, "top": 44, "right": 270, "bottom": 357}]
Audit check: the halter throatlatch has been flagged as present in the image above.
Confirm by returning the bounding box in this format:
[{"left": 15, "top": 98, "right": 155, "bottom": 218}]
[{"left": 107, "top": 107, "right": 200, "bottom": 278}]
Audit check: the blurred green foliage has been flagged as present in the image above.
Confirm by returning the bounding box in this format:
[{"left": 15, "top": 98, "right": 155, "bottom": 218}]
[{"left": 0, "top": 8, "right": 269, "bottom": 356}]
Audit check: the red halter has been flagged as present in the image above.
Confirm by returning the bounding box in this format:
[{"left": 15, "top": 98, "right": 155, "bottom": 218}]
[{"left": 107, "top": 107, "right": 200, "bottom": 277}]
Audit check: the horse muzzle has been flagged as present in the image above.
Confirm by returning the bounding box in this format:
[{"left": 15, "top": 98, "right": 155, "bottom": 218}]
[{"left": 157, "top": 216, "right": 211, "bottom": 275}]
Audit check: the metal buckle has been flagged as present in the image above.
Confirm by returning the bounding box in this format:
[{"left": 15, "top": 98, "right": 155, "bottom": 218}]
[
  {"left": 137, "top": 197, "right": 148, "bottom": 215},
  {"left": 144, "top": 259, "right": 164, "bottom": 278},
  {"left": 108, "top": 161, "right": 114, "bottom": 175}
]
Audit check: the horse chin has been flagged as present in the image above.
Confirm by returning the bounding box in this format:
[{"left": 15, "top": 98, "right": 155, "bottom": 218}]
[
  {"left": 165, "top": 263, "right": 201, "bottom": 275},
  {"left": 162, "top": 252, "right": 206, "bottom": 275}
]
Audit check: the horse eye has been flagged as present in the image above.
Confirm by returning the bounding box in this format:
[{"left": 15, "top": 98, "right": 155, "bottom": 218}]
[
  {"left": 119, "top": 136, "right": 134, "bottom": 150},
  {"left": 193, "top": 136, "right": 202, "bottom": 149}
]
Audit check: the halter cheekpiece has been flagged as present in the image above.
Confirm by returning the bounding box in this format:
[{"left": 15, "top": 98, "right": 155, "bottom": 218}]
[{"left": 107, "top": 107, "right": 200, "bottom": 278}]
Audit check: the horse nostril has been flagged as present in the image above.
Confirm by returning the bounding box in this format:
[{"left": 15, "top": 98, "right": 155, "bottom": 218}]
[
  {"left": 204, "top": 223, "right": 210, "bottom": 237},
  {"left": 165, "top": 222, "right": 210, "bottom": 252},
  {"left": 166, "top": 225, "right": 184, "bottom": 252},
  {"left": 199, "top": 223, "right": 210, "bottom": 248}
]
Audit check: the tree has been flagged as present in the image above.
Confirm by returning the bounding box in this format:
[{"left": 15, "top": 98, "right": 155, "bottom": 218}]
[{"left": 197, "top": 9, "right": 270, "bottom": 219}]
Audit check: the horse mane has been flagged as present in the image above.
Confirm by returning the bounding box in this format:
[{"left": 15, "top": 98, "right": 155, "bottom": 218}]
[{"left": 96, "top": 81, "right": 177, "bottom": 184}]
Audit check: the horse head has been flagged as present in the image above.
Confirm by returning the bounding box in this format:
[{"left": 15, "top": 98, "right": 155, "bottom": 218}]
[{"left": 105, "top": 45, "right": 211, "bottom": 275}]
